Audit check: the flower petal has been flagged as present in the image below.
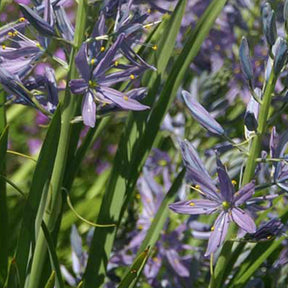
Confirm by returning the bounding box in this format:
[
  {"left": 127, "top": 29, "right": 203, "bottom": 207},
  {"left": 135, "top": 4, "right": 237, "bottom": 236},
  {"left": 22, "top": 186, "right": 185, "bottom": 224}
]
[
  {"left": 205, "top": 212, "right": 230, "bottom": 256},
  {"left": 169, "top": 199, "right": 219, "bottom": 215},
  {"left": 82, "top": 91, "right": 96, "bottom": 128},
  {"left": 166, "top": 249, "right": 189, "bottom": 277},
  {"left": 216, "top": 157, "right": 234, "bottom": 202},
  {"left": 98, "top": 86, "right": 149, "bottom": 111},
  {"left": 234, "top": 181, "right": 255, "bottom": 206},
  {"left": 231, "top": 208, "right": 256, "bottom": 233},
  {"left": 69, "top": 79, "right": 88, "bottom": 94},
  {"left": 75, "top": 43, "right": 90, "bottom": 81},
  {"left": 182, "top": 90, "right": 225, "bottom": 135}
]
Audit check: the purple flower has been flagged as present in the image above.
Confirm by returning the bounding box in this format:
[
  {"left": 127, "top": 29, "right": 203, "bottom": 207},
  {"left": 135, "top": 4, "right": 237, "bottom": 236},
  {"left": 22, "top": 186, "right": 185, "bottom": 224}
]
[
  {"left": 69, "top": 35, "right": 149, "bottom": 127},
  {"left": 169, "top": 140, "right": 256, "bottom": 256}
]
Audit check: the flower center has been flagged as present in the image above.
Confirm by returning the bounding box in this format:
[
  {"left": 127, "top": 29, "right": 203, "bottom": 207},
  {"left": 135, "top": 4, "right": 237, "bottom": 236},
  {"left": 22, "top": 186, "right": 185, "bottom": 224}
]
[
  {"left": 222, "top": 201, "right": 230, "bottom": 210},
  {"left": 88, "top": 80, "right": 97, "bottom": 88}
]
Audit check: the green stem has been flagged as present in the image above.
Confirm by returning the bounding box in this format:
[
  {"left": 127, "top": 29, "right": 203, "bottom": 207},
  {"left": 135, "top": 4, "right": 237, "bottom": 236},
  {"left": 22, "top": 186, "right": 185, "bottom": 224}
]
[
  {"left": 210, "top": 69, "right": 277, "bottom": 288},
  {"left": 0, "top": 90, "right": 8, "bottom": 287},
  {"left": 26, "top": 1, "right": 88, "bottom": 287}
]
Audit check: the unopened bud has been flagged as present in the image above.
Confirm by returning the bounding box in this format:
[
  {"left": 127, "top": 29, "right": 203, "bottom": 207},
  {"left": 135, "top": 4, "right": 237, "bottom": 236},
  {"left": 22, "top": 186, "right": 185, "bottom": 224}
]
[
  {"left": 239, "top": 37, "right": 253, "bottom": 81},
  {"left": 274, "top": 38, "right": 288, "bottom": 75},
  {"left": 262, "top": 3, "right": 277, "bottom": 47}
]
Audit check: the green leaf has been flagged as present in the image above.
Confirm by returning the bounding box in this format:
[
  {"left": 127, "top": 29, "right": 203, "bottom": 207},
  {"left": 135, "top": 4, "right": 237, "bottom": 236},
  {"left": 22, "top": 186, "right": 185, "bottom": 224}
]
[
  {"left": 9, "top": 108, "right": 61, "bottom": 288},
  {"left": 44, "top": 271, "right": 55, "bottom": 288},
  {"left": 41, "top": 221, "right": 64, "bottom": 288},
  {"left": 0, "top": 126, "right": 8, "bottom": 286},
  {"left": 83, "top": 0, "right": 227, "bottom": 286},
  {"left": 117, "top": 247, "right": 150, "bottom": 288}
]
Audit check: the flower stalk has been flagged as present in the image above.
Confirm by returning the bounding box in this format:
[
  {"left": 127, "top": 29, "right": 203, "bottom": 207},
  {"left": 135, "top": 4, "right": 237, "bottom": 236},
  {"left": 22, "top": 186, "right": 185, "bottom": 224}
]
[
  {"left": 26, "top": 0, "right": 88, "bottom": 287},
  {"left": 210, "top": 65, "right": 277, "bottom": 288}
]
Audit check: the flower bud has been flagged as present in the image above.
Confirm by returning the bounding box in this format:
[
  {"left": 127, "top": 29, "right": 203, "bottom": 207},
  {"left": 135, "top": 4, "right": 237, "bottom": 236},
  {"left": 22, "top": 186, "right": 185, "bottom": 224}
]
[
  {"left": 244, "top": 88, "right": 260, "bottom": 131},
  {"left": 274, "top": 38, "right": 288, "bottom": 75},
  {"left": 262, "top": 3, "right": 277, "bottom": 47},
  {"left": 239, "top": 37, "right": 253, "bottom": 81}
]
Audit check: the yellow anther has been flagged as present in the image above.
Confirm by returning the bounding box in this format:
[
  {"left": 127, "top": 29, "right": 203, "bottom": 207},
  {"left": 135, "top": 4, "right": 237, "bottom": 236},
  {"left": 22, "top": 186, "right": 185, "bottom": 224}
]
[
  {"left": 255, "top": 60, "right": 261, "bottom": 67},
  {"left": 35, "top": 42, "right": 41, "bottom": 48},
  {"left": 100, "top": 46, "right": 105, "bottom": 52},
  {"left": 135, "top": 193, "right": 140, "bottom": 199},
  {"left": 8, "top": 32, "right": 13, "bottom": 37},
  {"left": 195, "top": 184, "right": 201, "bottom": 190},
  {"left": 13, "top": 31, "right": 18, "bottom": 36},
  {"left": 211, "top": 226, "right": 215, "bottom": 231},
  {"left": 138, "top": 225, "right": 143, "bottom": 230},
  {"left": 147, "top": 8, "right": 151, "bottom": 14},
  {"left": 153, "top": 257, "right": 159, "bottom": 262},
  {"left": 114, "top": 61, "right": 119, "bottom": 67},
  {"left": 152, "top": 45, "right": 158, "bottom": 51},
  {"left": 222, "top": 201, "right": 230, "bottom": 209},
  {"left": 234, "top": 67, "right": 241, "bottom": 74},
  {"left": 267, "top": 235, "right": 272, "bottom": 240},
  {"left": 189, "top": 202, "right": 195, "bottom": 206},
  {"left": 130, "top": 74, "right": 135, "bottom": 80},
  {"left": 216, "top": 189, "right": 220, "bottom": 193},
  {"left": 19, "top": 17, "right": 25, "bottom": 22},
  {"left": 2, "top": 45, "right": 5, "bottom": 50},
  {"left": 231, "top": 179, "right": 237, "bottom": 185},
  {"left": 158, "top": 159, "right": 167, "bottom": 166},
  {"left": 88, "top": 80, "right": 97, "bottom": 88},
  {"left": 123, "top": 95, "right": 129, "bottom": 101},
  {"left": 90, "top": 58, "right": 96, "bottom": 65}
]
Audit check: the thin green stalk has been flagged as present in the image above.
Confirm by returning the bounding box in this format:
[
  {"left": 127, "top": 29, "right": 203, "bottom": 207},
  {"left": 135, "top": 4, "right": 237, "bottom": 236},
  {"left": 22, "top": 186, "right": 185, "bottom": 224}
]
[
  {"left": 0, "top": 90, "right": 8, "bottom": 287},
  {"left": 26, "top": 1, "right": 88, "bottom": 287},
  {"left": 210, "top": 69, "right": 277, "bottom": 288}
]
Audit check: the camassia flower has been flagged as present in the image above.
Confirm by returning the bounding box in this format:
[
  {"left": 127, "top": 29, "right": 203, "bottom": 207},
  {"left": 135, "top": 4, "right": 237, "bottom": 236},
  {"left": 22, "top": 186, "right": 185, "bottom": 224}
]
[
  {"left": 69, "top": 34, "right": 149, "bottom": 128},
  {"left": 169, "top": 140, "right": 256, "bottom": 256}
]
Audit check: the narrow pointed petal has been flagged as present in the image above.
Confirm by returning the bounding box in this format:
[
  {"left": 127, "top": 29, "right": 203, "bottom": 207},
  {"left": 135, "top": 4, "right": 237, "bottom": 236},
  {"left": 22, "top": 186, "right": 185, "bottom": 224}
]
[
  {"left": 231, "top": 208, "right": 256, "bottom": 233},
  {"left": 166, "top": 249, "right": 189, "bottom": 277},
  {"left": 179, "top": 140, "right": 211, "bottom": 178},
  {"left": 82, "top": 91, "right": 96, "bottom": 128},
  {"left": 69, "top": 79, "right": 88, "bottom": 94},
  {"left": 169, "top": 199, "right": 219, "bottom": 215},
  {"left": 54, "top": 6, "right": 74, "bottom": 41},
  {"left": 45, "top": 67, "right": 58, "bottom": 105},
  {"left": 98, "top": 86, "right": 149, "bottom": 111},
  {"left": 182, "top": 90, "right": 225, "bottom": 135},
  {"left": 44, "top": 0, "right": 54, "bottom": 27},
  {"left": 0, "top": 46, "right": 41, "bottom": 59},
  {"left": 216, "top": 157, "right": 234, "bottom": 202},
  {"left": 186, "top": 166, "right": 220, "bottom": 201},
  {"left": 75, "top": 43, "right": 90, "bottom": 81},
  {"left": 205, "top": 212, "right": 230, "bottom": 256},
  {"left": 234, "top": 181, "right": 255, "bottom": 206},
  {"left": 93, "top": 34, "right": 125, "bottom": 78},
  {"left": 19, "top": 4, "right": 56, "bottom": 36}
]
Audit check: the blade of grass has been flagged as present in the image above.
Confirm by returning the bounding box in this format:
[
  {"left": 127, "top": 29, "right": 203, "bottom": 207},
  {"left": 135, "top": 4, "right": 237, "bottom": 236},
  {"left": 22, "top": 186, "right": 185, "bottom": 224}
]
[
  {"left": 41, "top": 221, "right": 64, "bottom": 288},
  {"left": 0, "top": 125, "right": 8, "bottom": 287},
  {"left": 9, "top": 108, "right": 61, "bottom": 288},
  {"left": 117, "top": 247, "right": 150, "bottom": 288},
  {"left": 44, "top": 271, "right": 55, "bottom": 288},
  {"left": 84, "top": 0, "right": 227, "bottom": 286}
]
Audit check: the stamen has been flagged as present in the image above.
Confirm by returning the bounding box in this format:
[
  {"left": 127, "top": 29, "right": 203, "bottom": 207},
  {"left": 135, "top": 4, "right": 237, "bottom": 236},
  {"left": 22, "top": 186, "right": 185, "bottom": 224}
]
[
  {"left": 189, "top": 202, "right": 195, "bottom": 206},
  {"left": 130, "top": 74, "right": 135, "bottom": 80},
  {"left": 222, "top": 201, "right": 230, "bottom": 209},
  {"left": 152, "top": 45, "right": 158, "bottom": 51},
  {"left": 231, "top": 179, "right": 237, "bottom": 185},
  {"left": 211, "top": 226, "right": 215, "bottom": 231},
  {"left": 123, "top": 95, "right": 129, "bottom": 101},
  {"left": 90, "top": 58, "right": 96, "bottom": 65},
  {"left": 19, "top": 17, "right": 26, "bottom": 22},
  {"left": 114, "top": 61, "right": 119, "bottom": 67},
  {"left": 100, "top": 46, "right": 105, "bottom": 52},
  {"left": 2, "top": 45, "right": 6, "bottom": 50}
]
